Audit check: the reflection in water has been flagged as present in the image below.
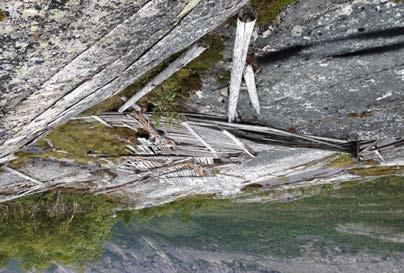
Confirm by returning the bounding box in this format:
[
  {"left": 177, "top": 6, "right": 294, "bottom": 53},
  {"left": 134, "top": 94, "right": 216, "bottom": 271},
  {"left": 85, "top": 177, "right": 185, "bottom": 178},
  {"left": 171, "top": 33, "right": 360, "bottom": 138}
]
[{"left": 0, "top": 176, "right": 403, "bottom": 273}]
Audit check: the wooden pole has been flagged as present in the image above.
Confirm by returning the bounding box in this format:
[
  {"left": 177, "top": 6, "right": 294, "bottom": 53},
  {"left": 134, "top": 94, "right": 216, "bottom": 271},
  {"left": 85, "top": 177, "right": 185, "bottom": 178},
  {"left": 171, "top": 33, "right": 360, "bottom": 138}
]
[{"left": 228, "top": 8, "right": 256, "bottom": 122}]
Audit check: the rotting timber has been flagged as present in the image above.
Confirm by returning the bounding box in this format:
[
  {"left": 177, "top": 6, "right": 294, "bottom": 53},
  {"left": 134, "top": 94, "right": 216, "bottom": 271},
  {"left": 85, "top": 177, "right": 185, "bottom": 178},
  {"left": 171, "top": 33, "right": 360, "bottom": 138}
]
[{"left": 0, "top": 109, "right": 402, "bottom": 207}]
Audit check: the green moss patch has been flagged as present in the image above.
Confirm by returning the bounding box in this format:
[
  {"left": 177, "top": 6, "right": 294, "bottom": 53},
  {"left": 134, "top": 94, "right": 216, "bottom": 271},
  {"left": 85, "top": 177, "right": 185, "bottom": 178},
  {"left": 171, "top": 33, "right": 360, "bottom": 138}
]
[
  {"left": 250, "top": 0, "right": 298, "bottom": 27},
  {"left": 326, "top": 153, "right": 355, "bottom": 168},
  {"left": 11, "top": 121, "right": 137, "bottom": 166}
]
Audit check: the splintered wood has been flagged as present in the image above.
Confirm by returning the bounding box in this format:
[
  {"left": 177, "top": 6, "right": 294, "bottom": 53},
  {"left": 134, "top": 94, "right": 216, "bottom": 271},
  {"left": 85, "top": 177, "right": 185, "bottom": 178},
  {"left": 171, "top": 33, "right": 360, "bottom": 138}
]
[
  {"left": 244, "top": 65, "right": 260, "bottom": 114},
  {"left": 119, "top": 43, "right": 207, "bottom": 113},
  {"left": 228, "top": 8, "right": 256, "bottom": 122}
]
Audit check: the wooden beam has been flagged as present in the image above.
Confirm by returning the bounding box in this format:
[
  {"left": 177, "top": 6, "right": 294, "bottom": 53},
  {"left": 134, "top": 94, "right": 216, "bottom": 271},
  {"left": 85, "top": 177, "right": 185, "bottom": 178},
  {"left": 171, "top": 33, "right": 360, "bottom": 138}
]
[
  {"left": 119, "top": 43, "right": 207, "bottom": 112},
  {"left": 2, "top": 166, "right": 45, "bottom": 187}
]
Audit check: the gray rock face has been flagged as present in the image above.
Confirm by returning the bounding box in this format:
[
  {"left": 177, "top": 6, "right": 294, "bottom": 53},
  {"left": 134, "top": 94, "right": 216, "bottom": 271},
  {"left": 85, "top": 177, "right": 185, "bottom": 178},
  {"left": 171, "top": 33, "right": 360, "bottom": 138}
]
[
  {"left": 189, "top": 0, "right": 403, "bottom": 141},
  {"left": 0, "top": 0, "right": 248, "bottom": 158},
  {"left": 248, "top": 0, "right": 404, "bottom": 140}
]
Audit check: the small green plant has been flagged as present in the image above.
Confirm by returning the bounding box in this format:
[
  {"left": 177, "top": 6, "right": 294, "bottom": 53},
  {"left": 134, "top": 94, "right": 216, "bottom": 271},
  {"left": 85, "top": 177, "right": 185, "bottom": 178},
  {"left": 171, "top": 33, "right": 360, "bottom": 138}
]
[
  {"left": 149, "top": 68, "right": 199, "bottom": 126},
  {"left": 149, "top": 33, "right": 226, "bottom": 126},
  {"left": 210, "top": 168, "right": 221, "bottom": 176}
]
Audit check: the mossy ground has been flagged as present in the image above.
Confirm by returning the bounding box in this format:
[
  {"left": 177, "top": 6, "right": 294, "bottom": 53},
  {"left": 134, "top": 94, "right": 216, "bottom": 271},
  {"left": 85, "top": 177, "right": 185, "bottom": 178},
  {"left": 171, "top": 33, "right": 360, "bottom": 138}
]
[
  {"left": 349, "top": 165, "right": 404, "bottom": 177},
  {"left": 11, "top": 120, "right": 137, "bottom": 166},
  {"left": 326, "top": 153, "right": 355, "bottom": 168}
]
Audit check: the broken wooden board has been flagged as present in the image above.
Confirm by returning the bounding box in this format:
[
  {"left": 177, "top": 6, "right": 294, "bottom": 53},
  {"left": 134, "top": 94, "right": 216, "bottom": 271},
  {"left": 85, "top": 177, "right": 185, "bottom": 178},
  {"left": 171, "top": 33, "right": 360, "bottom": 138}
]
[{"left": 244, "top": 65, "right": 260, "bottom": 115}]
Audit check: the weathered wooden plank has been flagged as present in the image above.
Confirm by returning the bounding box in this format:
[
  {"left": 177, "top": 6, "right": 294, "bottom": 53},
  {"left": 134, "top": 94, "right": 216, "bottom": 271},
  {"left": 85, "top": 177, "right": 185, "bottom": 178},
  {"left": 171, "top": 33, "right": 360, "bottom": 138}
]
[
  {"left": 177, "top": 0, "right": 203, "bottom": 19},
  {"left": 2, "top": 166, "right": 45, "bottom": 187},
  {"left": 222, "top": 130, "right": 256, "bottom": 158},
  {"left": 119, "top": 43, "right": 207, "bottom": 112},
  {"left": 181, "top": 122, "right": 218, "bottom": 157}
]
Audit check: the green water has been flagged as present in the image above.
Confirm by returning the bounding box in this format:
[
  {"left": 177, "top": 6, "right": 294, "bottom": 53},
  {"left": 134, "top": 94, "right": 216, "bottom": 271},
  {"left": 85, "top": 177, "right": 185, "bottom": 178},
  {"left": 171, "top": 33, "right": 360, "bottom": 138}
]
[{"left": 0, "top": 176, "right": 403, "bottom": 272}]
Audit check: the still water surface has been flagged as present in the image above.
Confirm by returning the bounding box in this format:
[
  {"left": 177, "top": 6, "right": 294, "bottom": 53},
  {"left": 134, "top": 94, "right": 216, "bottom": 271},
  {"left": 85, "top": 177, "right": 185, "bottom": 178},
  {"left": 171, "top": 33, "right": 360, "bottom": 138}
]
[{"left": 0, "top": 176, "right": 403, "bottom": 273}]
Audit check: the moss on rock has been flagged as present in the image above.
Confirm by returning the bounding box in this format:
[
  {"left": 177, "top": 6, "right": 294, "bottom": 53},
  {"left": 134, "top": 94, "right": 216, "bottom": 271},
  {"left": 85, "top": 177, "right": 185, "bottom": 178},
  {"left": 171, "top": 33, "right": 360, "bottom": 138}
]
[
  {"left": 0, "top": 10, "right": 7, "bottom": 22},
  {"left": 349, "top": 166, "right": 404, "bottom": 177},
  {"left": 250, "top": 0, "right": 298, "bottom": 27}
]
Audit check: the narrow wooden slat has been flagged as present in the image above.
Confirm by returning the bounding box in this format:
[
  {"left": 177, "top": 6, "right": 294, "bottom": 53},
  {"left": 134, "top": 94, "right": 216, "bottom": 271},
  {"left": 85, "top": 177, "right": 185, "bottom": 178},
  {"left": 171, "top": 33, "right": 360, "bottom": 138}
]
[
  {"left": 222, "top": 130, "right": 256, "bottom": 158},
  {"left": 244, "top": 65, "right": 260, "bottom": 114},
  {"left": 181, "top": 122, "right": 218, "bottom": 157},
  {"left": 119, "top": 43, "right": 207, "bottom": 112}
]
